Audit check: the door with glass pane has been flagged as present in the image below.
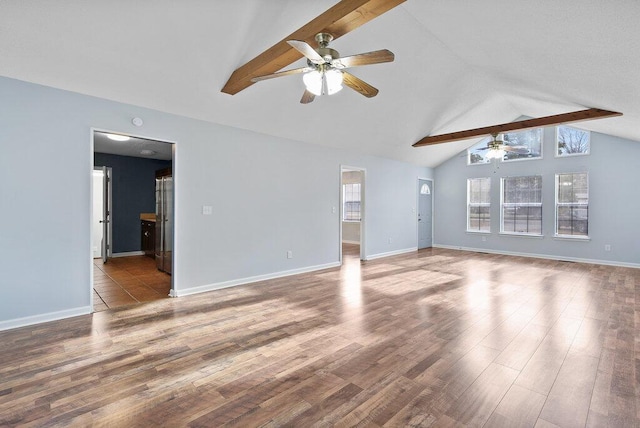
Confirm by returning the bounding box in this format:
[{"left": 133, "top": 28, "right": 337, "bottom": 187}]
[{"left": 418, "top": 179, "right": 433, "bottom": 249}]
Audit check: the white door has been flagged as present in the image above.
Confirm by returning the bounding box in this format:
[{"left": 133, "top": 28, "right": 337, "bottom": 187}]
[
  {"left": 418, "top": 179, "right": 432, "bottom": 249},
  {"left": 92, "top": 170, "right": 104, "bottom": 258}
]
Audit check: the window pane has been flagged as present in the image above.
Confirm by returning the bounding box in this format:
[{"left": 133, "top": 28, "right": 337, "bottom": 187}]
[
  {"left": 502, "top": 129, "right": 543, "bottom": 161},
  {"left": 343, "top": 183, "right": 361, "bottom": 221},
  {"left": 556, "top": 172, "right": 588, "bottom": 236},
  {"left": 501, "top": 175, "right": 542, "bottom": 235},
  {"left": 557, "top": 126, "right": 590, "bottom": 156},
  {"left": 467, "top": 178, "right": 490, "bottom": 232}
]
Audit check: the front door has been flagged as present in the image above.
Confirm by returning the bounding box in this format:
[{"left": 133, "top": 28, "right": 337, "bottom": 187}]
[{"left": 418, "top": 179, "right": 432, "bottom": 249}]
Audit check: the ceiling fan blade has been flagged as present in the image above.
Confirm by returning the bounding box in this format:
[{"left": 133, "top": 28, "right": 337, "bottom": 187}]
[
  {"left": 342, "top": 72, "right": 379, "bottom": 98},
  {"left": 503, "top": 146, "right": 530, "bottom": 154},
  {"left": 251, "top": 67, "right": 312, "bottom": 83},
  {"left": 332, "top": 49, "right": 395, "bottom": 68},
  {"left": 300, "top": 89, "right": 315, "bottom": 104},
  {"left": 287, "top": 40, "right": 325, "bottom": 64}
]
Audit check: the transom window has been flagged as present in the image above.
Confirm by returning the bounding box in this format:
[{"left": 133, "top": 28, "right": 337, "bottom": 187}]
[
  {"left": 467, "top": 178, "right": 491, "bottom": 232},
  {"left": 556, "top": 172, "right": 589, "bottom": 237},
  {"left": 557, "top": 125, "right": 590, "bottom": 156},
  {"left": 343, "top": 183, "right": 361, "bottom": 221},
  {"left": 501, "top": 175, "right": 542, "bottom": 235},
  {"left": 468, "top": 128, "right": 543, "bottom": 164}
]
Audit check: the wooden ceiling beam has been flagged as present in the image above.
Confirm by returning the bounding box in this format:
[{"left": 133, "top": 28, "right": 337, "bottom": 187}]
[
  {"left": 221, "top": 0, "right": 406, "bottom": 95},
  {"left": 412, "top": 108, "right": 622, "bottom": 147}
]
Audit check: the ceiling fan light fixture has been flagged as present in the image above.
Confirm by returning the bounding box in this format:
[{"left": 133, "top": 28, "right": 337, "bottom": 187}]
[
  {"left": 486, "top": 148, "right": 506, "bottom": 160},
  {"left": 106, "top": 133, "right": 130, "bottom": 142},
  {"left": 303, "top": 70, "right": 323, "bottom": 96},
  {"left": 303, "top": 69, "right": 343, "bottom": 96},
  {"left": 325, "top": 69, "right": 343, "bottom": 95}
]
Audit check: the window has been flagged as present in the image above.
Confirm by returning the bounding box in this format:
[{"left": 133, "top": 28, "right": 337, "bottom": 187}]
[
  {"left": 501, "top": 176, "right": 542, "bottom": 235},
  {"left": 501, "top": 129, "right": 543, "bottom": 162},
  {"left": 467, "top": 178, "right": 491, "bottom": 232},
  {"left": 556, "top": 173, "right": 588, "bottom": 237},
  {"left": 343, "top": 183, "right": 361, "bottom": 221},
  {"left": 557, "top": 125, "right": 590, "bottom": 156},
  {"left": 468, "top": 128, "right": 543, "bottom": 164}
]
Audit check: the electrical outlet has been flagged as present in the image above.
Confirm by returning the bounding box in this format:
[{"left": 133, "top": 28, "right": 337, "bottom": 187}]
[
  {"left": 481, "top": 236, "right": 487, "bottom": 242},
  {"left": 388, "top": 237, "right": 392, "bottom": 244},
  {"left": 604, "top": 244, "right": 611, "bottom": 251},
  {"left": 287, "top": 250, "right": 293, "bottom": 259},
  {"left": 332, "top": 206, "right": 336, "bottom": 214},
  {"left": 202, "top": 205, "right": 213, "bottom": 215}
]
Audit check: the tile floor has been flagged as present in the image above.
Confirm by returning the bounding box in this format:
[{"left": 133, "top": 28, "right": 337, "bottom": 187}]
[{"left": 93, "top": 255, "right": 171, "bottom": 311}]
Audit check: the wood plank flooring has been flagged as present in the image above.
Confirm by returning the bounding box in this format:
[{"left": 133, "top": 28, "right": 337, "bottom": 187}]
[{"left": 1, "top": 245, "right": 638, "bottom": 427}]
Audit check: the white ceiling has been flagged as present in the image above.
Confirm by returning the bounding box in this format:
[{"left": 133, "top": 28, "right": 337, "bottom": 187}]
[
  {"left": 1, "top": 1, "right": 638, "bottom": 167},
  {"left": 94, "top": 131, "right": 173, "bottom": 161}
]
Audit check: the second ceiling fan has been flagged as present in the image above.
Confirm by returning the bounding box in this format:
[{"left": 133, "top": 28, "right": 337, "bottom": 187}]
[{"left": 251, "top": 32, "right": 394, "bottom": 104}]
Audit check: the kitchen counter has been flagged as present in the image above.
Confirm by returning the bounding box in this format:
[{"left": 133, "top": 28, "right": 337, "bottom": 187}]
[{"left": 140, "top": 213, "right": 156, "bottom": 222}]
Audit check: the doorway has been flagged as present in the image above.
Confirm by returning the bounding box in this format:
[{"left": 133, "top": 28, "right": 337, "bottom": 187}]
[
  {"left": 91, "top": 129, "right": 175, "bottom": 311},
  {"left": 340, "top": 166, "right": 365, "bottom": 262},
  {"left": 418, "top": 178, "right": 433, "bottom": 249}
]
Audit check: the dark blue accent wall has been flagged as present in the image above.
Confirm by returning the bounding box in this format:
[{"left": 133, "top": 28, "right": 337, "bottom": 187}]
[{"left": 94, "top": 153, "right": 171, "bottom": 253}]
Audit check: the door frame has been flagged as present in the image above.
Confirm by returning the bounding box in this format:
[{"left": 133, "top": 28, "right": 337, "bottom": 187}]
[
  {"left": 90, "top": 127, "right": 178, "bottom": 311},
  {"left": 339, "top": 165, "right": 366, "bottom": 263},
  {"left": 417, "top": 177, "right": 434, "bottom": 249}
]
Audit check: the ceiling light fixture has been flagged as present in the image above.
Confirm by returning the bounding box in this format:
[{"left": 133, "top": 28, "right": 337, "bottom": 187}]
[
  {"left": 106, "top": 133, "right": 130, "bottom": 142},
  {"left": 485, "top": 134, "right": 506, "bottom": 160},
  {"left": 303, "top": 67, "right": 343, "bottom": 96}
]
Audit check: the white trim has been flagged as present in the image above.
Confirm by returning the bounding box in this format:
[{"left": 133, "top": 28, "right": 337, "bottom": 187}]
[
  {"left": 173, "top": 262, "right": 341, "bottom": 297},
  {"left": 433, "top": 244, "right": 640, "bottom": 269},
  {"left": 0, "top": 306, "right": 92, "bottom": 332},
  {"left": 366, "top": 247, "right": 417, "bottom": 261},
  {"left": 111, "top": 251, "right": 145, "bottom": 258},
  {"left": 499, "top": 232, "right": 544, "bottom": 239}
]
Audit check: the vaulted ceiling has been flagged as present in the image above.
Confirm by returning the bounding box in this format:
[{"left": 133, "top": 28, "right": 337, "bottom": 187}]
[{"left": 1, "top": 1, "right": 637, "bottom": 167}]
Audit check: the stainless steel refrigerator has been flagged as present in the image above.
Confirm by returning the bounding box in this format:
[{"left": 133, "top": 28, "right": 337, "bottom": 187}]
[{"left": 155, "top": 168, "right": 173, "bottom": 274}]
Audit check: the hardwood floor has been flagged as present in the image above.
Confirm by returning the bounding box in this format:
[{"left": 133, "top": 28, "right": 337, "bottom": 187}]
[
  {"left": 1, "top": 246, "right": 638, "bottom": 427},
  {"left": 93, "top": 256, "right": 171, "bottom": 311}
]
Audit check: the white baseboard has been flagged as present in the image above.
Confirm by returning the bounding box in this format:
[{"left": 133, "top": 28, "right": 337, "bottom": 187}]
[
  {"left": 341, "top": 240, "right": 360, "bottom": 245},
  {"left": 0, "top": 306, "right": 92, "bottom": 332},
  {"left": 433, "top": 244, "right": 640, "bottom": 269},
  {"left": 173, "top": 261, "right": 342, "bottom": 297},
  {"left": 112, "top": 251, "right": 145, "bottom": 258},
  {"left": 365, "top": 247, "right": 417, "bottom": 261}
]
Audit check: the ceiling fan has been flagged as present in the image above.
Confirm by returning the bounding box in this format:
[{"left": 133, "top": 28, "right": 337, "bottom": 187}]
[
  {"left": 477, "top": 133, "right": 530, "bottom": 160},
  {"left": 250, "top": 32, "right": 394, "bottom": 104}
]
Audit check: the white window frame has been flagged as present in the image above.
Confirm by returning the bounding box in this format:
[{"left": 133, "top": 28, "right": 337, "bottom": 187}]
[
  {"left": 556, "top": 125, "right": 590, "bottom": 157},
  {"left": 500, "top": 175, "right": 543, "bottom": 236},
  {"left": 467, "top": 177, "right": 491, "bottom": 233},
  {"left": 555, "top": 172, "right": 589, "bottom": 238},
  {"left": 342, "top": 183, "right": 361, "bottom": 222}
]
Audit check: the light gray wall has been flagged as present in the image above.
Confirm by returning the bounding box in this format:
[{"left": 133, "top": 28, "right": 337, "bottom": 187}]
[
  {"left": 434, "top": 125, "right": 640, "bottom": 266},
  {"left": 0, "top": 76, "right": 431, "bottom": 328}
]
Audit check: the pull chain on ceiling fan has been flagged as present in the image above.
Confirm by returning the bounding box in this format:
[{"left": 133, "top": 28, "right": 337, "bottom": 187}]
[{"left": 250, "top": 32, "right": 394, "bottom": 104}]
